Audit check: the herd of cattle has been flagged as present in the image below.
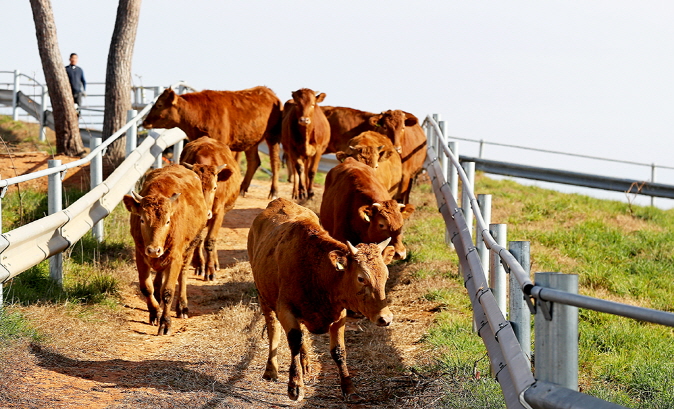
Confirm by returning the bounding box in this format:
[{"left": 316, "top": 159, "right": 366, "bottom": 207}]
[{"left": 123, "top": 85, "right": 428, "bottom": 402}]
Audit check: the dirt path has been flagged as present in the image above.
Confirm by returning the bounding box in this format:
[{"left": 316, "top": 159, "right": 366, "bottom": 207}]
[{"left": 0, "top": 171, "right": 452, "bottom": 408}]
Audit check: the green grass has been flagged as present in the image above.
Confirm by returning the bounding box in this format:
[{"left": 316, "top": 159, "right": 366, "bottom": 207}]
[{"left": 406, "top": 173, "right": 674, "bottom": 408}]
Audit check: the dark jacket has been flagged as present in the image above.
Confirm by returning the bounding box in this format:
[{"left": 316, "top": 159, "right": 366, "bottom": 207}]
[{"left": 65, "top": 64, "right": 86, "bottom": 94}]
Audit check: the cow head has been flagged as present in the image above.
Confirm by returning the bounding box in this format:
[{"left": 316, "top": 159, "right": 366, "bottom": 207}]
[
  {"left": 123, "top": 191, "right": 181, "bottom": 258},
  {"left": 369, "top": 110, "right": 419, "bottom": 154},
  {"left": 181, "top": 162, "right": 230, "bottom": 218},
  {"left": 142, "top": 88, "right": 181, "bottom": 129},
  {"left": 329, "top": 239, "right": 395, "bottom": 326},
  {"left": 344, "top": 144, "right": 393, "bottom": 169},
  {"left": 291, "top": 88, "right": 326, "bottom": 128},
  {"left": 358, "top": 200, "right": 415, "bottom": 260}
]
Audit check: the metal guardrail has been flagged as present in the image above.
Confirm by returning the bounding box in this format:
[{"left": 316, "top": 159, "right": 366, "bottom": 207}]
[
  {"left": 424, "top": 115, "right": 640, "bottom": 408},
  {"left": 460, "top": 155, "right": 674, "bottom": 200},
  {"left": 0, "top": 81, "right": 194, "bottom": 285}
]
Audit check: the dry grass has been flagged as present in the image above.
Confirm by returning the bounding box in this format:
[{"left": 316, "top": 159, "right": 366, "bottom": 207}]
[{"left": 0, "top": 176, "right": 450, "bottom": 408}]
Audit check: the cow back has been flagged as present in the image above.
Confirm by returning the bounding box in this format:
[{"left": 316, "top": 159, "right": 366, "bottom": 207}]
[
  {"left": 180, "top": 136, "right": 242, "bottom": 212},
  {"left": 323, "top": 106, "right": 375, "bottom": 154},
  {"left": 341, "top": 131, "right": 402, "bottom": 197}
]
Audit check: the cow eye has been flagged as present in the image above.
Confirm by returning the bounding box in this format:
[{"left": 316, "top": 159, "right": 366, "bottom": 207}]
[
  {"left": 166, "top": 220, "right": 170, "bottom": 225},
  {"left": 140, "top": 218, "right": 145, "bottom": 225},
  {"left": 357, "top": 276, "right": 366, "bottom": 284}
]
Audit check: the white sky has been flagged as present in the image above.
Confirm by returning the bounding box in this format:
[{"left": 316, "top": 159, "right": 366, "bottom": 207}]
[{"left": 2, "top": 1, "right": 674, "bottom": 207}]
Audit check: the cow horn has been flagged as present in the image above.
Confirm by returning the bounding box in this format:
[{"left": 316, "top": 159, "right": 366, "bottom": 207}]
[
  {"left": 182, "top": 162, "right": 194, "bottom": 170},
  {"left": 377, "top": 237, "right": 392, "bottom": 252},
  {"left": 399, "top": 203, "right": 405, "bottom": 210},
  {"left": 131, "top": 190, "right": 144, "bottom": 202},
  {"left": 346, "top": 241, "right": 359, "bottom": 255},
  {"left": 372, "top": 202, "right": 381, "bottom": 208},
  {"left": 169, "top": 193, "right": 181, "bottom": 202},
  {"left": 217, "top": 164, "right": 228, "bottom": 171}
]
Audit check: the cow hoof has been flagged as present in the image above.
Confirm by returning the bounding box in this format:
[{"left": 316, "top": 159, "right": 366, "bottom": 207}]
[
  {"left": 262, "top": 371, "right": 278, "bottom": 381},
  {"left": 158, "top": 318, "right": 172, "bottom": 335},
  {"left": 288, "top": 385, "right": 304, "bottom": 401},
  {"left": 207, "top": 274, "right": 215, "bottom": 281}
]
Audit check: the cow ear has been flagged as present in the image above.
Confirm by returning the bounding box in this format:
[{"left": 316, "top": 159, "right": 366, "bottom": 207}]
[
  {"left": 379, "top": 147, "right": 393, "bottom": 162},
  {"left": 382, "top": 246, "right": 396, "bottom": 264},
  {"left": 123, "top": 194, "right": 141, "bottom": 214},
  {"left": 218, "top": 167, "right": 234, "bottom": 182},
  {"left": 358, "top": 205, "right": 373, "bottom": 223},
  {"left": 400, "top": 203, "right": 415, "bottom": 219},
  {"left": 315, "top": 93, "right": 326, "bottom": 103},
  {"left": 336, "top": 151, "right": 348, "bottom": 162},
  {"left": 404, "top": 112, "right": 419, "bottom": 126},
  {"left": 329, "top": 250, "right": 348, "bottom": 272},
  {"left": 369, "top": 114, "right": 383, "bottom": 127}
]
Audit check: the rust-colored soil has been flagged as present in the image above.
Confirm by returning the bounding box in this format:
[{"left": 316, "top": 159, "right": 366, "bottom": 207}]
[{"left": 0, "top": 154, "right": 456, "bottom": 408}]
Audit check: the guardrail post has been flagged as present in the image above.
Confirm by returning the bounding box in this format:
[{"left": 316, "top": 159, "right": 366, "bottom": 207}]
[
  {"left": 651, "top": 163, "right": 656, "bottom": 207},
  {"left": 91, "top": 137, "right": 104, "bottom": 242},
  {"left": 39, "top": 85, "right": 47, "bottom": 142},
  {"left": 489, "top": 223, "right": 507, "bottom": 315},
  {"left": 534, "top": 272, "right": 579, "bottom": 391},
  {"left": 172, "top": 139, "right": 184, "bottom": 165},
  {"left": 48, "top": 160, "right": 63, "bottom": 287},
  {"left": 126, "top": 110, "right": 138, "bottom": 157},
  {"left": 439, "top": 120, "right": 448, "bottom": 177},
  {"left": 478, "top": 139, "right": 485, "bottom": 158},
  {"left": 12, "top": 70, "right": 20, "bottom": 121},
  {"left": 461, "top": 161, "right": 475, "bottom": 238},
  {"left": 508, "top": 241, "right": 531, "bottom": 359},
  {"left": 448, "top": 141, "right": 459, "bottom": 200},
  {"left": 476, "top": 194, "right": 491, "bottom": 279},
  {"left": 431, "top": 114, "right": 440, "bottom": 152}
]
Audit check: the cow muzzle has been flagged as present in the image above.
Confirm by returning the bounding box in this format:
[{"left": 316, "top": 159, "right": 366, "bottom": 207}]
[
  {"left": 145, "top": 245, "right": 164, "bottom": 258},
  {"left": 394, "top": 249, "right": 407, "bottom": 260},
  {"left": 374, "top": 309, "right": 393, "bottom": 327},
  {"left": 298, "top": 117, "right": 311, "bottom": 126}
]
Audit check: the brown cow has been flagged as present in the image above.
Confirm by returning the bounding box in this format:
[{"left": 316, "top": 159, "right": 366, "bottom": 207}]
[
  {"left": 142, "top": 86, "right": 282, "bottom": 199},
  {"left": 336, "top": 131, "right": 402, "bottom": 197},
  {"left": 320, "top": 157, "right": 414, "bottom": 261},
  {"left": 123, "top": 164, "right": 211, "bottom": 335},
  {"left": 281, "top": 89, "right": 330, "bottom": 200},
  {"left": 323, "top": 107, "right": 427, "bottom": 203},
  {"left": 180, "top": 136, "right": 242, "bottom": 281},
  {"left": 248, "top": 197, "right": 395, "bottom": 402}
]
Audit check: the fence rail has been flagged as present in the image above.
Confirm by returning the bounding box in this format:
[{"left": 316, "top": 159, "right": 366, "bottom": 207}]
[{"left": 423, "top": 114, "right": 674, "bottom": 408}]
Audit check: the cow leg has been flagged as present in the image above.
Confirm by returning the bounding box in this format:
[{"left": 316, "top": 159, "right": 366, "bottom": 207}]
[
  {"left": 176, "top": 235, "right": 201, "bottom": 318},
  {"left": 157, "top": 258, "right": 183, "bottom": 335},
  {"left": 329, "top": 317, "right": 361, "bottom": 402},
  {"left": 267, "top": 139, "right": 280, "bottom": 199},
  {"left": 261, "top": 306, "right": 281, "bottom": 381},
  {"left": 396, "top": 174, "right": 412, "bottom": 204},
  {"left": 278, "top": 309, "right": 305, "bottom": 401},
  {"left": 192, "top": 231, "right": 206, "bottom": 276},
  {"left": 239, "top": 147, "right": 261, "bottom": 196},
  {"left": 306, "top": 154, "right": 321, "bottom": 199},
  {"left": 294, "top": 159, "right": 306, "bottom": 201},
  {"left": 204, "top": 209, "right": 224, "bottom": 281},
  {"left": 136, "top": 248, "right": 159, "bottom": 326}
]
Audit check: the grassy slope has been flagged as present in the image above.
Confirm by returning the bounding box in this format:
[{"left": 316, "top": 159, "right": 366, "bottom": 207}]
[{"left": 408, "top": 173, "right": 674, "bottom": 408}]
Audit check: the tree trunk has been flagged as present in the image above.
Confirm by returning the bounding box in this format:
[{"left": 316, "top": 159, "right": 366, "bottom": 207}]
[
  {"left": 29, "top": 0, "right": 85, "bottom": 157},
  {"left": 102, "top": 0, "right": 142, "bottom": 170}
]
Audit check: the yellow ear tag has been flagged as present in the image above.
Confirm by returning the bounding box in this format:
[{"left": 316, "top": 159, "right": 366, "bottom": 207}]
[
  {"left": 364, "top": 214, "right": 370, "bottom": 222},
  {"left": 336, "top": 262, "right": 345, "bottom": 271}
]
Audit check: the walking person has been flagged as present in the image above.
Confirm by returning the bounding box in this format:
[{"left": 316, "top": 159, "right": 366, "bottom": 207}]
[{"left": 65, "top": 53, "right": 86, "bottom": 112}]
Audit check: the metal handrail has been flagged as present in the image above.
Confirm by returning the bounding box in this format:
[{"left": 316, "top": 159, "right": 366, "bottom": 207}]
[
  {"left": 0, "top": 80, "right": 192, "bottom": 194},
  {"left": 447, "top": 134, "right": 674, "bottom": 171}
]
